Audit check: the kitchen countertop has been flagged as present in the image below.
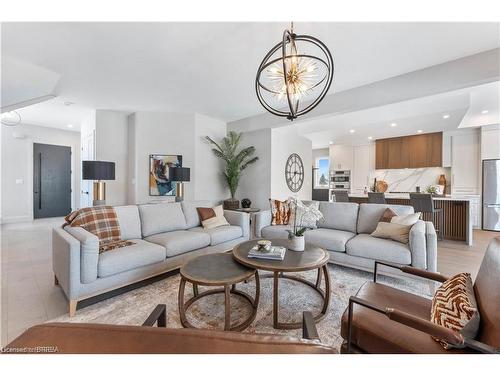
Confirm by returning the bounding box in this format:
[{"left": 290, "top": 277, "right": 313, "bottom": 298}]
[{"left": 348, "top": 193, "right": 480, "bottom": 201}]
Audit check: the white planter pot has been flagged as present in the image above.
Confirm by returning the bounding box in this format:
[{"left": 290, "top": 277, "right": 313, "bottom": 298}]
[{"left": 288, "top": 235, "right": 305, "bottom": 252}]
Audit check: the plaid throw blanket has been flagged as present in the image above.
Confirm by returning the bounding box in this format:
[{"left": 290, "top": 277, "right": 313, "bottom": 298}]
[{"left": 63, "top": 206, "right": 135, "bottom": 253}]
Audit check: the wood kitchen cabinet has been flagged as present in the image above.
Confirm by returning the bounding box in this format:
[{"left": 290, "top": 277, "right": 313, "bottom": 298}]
[{"left": 375, "top": 132, "right": 442, "bottom": 169}]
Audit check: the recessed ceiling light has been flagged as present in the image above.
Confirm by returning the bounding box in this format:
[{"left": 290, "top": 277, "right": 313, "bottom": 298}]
[
  {"left": 349, "top": 129, "right": 355, "bottom": 133},
  {"left": 390, "top": 123, "right": 397, "bottom": 127},
  {"left": 481, "top": 110, "right": 489, "bottom": 114},
  {"left": 442, "top": 114, "right": 450, "bottom": 119},
  {"left": 417, "top": 130, "right": 423, "bottom": 133},
  {"left": 368, "top": 136, "right": 373, "bottom": 140},
  {"left": 64, "top": 101, "right": 74, "bottom": 106},
  {"left": 329, "top": 141, "right": 333, "bottom": 145},
  {"left": 67, "top": 124, "right": 74, "bottom": 128}
]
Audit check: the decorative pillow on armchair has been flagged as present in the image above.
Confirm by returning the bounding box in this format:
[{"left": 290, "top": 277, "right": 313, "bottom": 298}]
[
  {"left": 269, "top": 199, "right": 291, "bottom": 225},
  {"left": 431, "top": 272, "right": 480, "bottom": 349},
  {"left": 196, "top": 205, "right": 229, "bottom": 229}
]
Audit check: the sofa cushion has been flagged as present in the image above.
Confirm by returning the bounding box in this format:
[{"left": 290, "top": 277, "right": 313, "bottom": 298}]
[
  {"left": 261, "top": 225, "right": 292, "bottom": 240},
  {"left": 97, "top": 239, "right": 166, "bottom": 278},
  {"left": 346, "top": 233, "right": 411, "bottom": 264},
  {"left": 114, "top": 205, "right": 142, "bottom": 240},
  {"left": 139, "top": 202, "right": 187, "bottom": 237},
  {"left": 357, "top": 204, "right": 414, "bottom": 234},
  {"left": 181, "top": 200, "right": 213, "bottom": 229},
  {"left": 145, "top": 230, "right": 210, "bottom": 257},
  {"left": 305, "top": 228, "right": 355, "bottom": 253},
  {"left": 318, "top": 202, "right": 359, "bottom": 233},
  {"left": 189, "top": 225, "right": 243, "bottom": 246}
]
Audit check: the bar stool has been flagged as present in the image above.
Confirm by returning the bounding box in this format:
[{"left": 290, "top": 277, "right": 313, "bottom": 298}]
[
  {"left": 368, "top": 192, "right": 386, "bottom": 204},
  {"left": 333, "top": 191, "right": 350, "bottom": 202},
  {"left": 409, "top": 193, "right": 444, "bottom": 240}
]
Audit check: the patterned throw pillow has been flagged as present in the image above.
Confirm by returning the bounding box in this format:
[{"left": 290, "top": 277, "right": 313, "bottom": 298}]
[
  {"left": 269, "top": 199, "right": 291, "bottom": 225},
  {"left": 379, "top": 208, "right": 397, "bottom": 222},
  {"left": 431, "top": 273, "right": 480, "bottom": 349},
  {"left": 196, "top": 205, "right": 229, "bottom": 229},
  {"left": 288, "top": 200, "right": 322, "bottom": 229}
]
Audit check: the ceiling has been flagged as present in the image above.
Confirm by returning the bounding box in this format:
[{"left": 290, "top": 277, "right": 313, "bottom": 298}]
[{"left": 2, "top": 22, "right": 500, "bottom": 122}]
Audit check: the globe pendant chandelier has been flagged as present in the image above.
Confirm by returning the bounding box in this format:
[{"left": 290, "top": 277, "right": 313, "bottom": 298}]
[{"left": 255, "top": 22, "right": 334, "bottom": 121}]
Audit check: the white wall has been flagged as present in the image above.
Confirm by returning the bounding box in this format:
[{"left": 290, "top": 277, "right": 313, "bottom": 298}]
[
  {"left": 95, "top": 110, "right": 129, "bottom": 206},
  {"left": 235, "top": 128, "right": 272, "bottom": 210},
  {"left": 312, "top": 148, "right": 329, "bottom": 167},
  {"left": 481, "top": 124, "right": 500, "bottom": 160},
  {"left": 270, "top": 126, "right": 312, "bottom": 202},
  {"left": 1, "top": 124, "right": 80, "bottom": 223},
  {"left": 194, "top": 114, "right": 228, "bottom": 201}
]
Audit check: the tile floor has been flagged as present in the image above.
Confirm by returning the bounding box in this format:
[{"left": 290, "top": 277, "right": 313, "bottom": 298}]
[{"left": 1, "top": 218, "right": 498, "bottom": 346}]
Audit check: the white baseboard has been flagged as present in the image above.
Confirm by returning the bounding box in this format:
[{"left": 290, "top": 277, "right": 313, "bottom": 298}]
[{"left": 0, "top": 215, "right": 33, "bottom": 224}]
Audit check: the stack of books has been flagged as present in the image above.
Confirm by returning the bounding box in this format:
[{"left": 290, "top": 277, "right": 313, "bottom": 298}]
[{"left": 248, "top": 245, "right": 286, "bottom": 261}]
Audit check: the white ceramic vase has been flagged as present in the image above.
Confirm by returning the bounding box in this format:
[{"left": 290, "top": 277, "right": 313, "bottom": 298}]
[{"left": 288, "top": 235, "right": 305, "bottom": 252}]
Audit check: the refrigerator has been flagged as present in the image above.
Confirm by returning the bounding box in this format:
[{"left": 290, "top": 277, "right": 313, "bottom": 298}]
[{"left": 483, "top": 159, "right": 500, "bottom": 231}]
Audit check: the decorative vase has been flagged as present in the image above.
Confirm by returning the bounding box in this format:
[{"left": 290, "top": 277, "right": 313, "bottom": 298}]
[
  {"left": 241, "top": 198, "right": 251, "bottom": 208},
  {"left": 287, "top": 235, "right": 305, "bottom": 252},
  {"left": 438, "top": 174, "right": 447, "bottom": 194},
  {"left": 223, "top": 199, "right": 240, "bottom": 210}
]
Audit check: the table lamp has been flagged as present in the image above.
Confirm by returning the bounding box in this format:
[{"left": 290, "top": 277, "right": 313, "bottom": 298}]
[
  {"left": 168, "top": 166, "right": 190, "bottom": 202},
  {"left": 82, "top": 161, "right": 115, "bottom": 206}
]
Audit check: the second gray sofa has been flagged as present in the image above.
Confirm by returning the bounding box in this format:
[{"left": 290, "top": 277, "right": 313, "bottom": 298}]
[{"left": 254, "top": 202, "right": 437, "bottom": 273}]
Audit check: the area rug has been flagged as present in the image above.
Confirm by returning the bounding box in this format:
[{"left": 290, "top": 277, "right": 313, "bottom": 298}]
[{"left": 50, "top": 264, "right": 434, "bottom": 350}]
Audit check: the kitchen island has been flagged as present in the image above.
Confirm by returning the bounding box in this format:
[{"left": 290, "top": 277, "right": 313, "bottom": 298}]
[{"left": 348, "top": 193, "right": 478, "bottom": 245}]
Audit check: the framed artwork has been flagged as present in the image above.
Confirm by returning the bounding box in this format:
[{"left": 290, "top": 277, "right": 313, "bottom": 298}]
[{"left": 149, "top": 154, "right": 182, "bottom": 196}]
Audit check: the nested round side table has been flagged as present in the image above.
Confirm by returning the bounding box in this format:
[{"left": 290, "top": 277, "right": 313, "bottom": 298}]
[{"left": 178, "top": 253, "right": 260, "bottom": 331}]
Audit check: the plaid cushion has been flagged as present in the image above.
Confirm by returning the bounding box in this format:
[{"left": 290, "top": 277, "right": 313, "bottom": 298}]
[{"left": 64, "top": 206, "right": 134, "bottom": 253}]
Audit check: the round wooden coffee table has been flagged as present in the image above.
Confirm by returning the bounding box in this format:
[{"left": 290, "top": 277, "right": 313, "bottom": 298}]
[
  {"left": 178, "top": 253, "right": 260, "bottom": 331},
  {"left": 232, "top": 239, "right": 330, "bottom": 330}
]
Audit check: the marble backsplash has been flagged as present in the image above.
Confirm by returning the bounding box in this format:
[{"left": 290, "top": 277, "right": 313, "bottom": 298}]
[{"left": 369, "top": 167, "right": 451, "bottom": 193}]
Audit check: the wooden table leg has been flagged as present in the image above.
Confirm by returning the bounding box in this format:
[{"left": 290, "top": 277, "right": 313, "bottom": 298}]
[
  {"left": 321, "top": 264, "right": 331, "bottom": 314},
  {"left": 178, "top": 277, "right": 188, "bottom": 327},
  {"left": 316, "top": 268, "right": 322, "bottom": 288},
  {"left": 192, "top": 284, "right": 199, "bottom": 297},
  {"left": 273, "top": 271, "right": 279, "bottom": 328},
  {"left": 231, "top": 284, "right": 236, "bottom": 292},
  {"left": 224, "top": 285, "right": 231, "bottom": 331}
]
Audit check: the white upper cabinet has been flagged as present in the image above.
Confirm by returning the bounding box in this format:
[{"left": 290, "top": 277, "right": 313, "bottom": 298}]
[
  {"left": 442, "top": 131, "right": 452, "bottom": 167},
  {"left": 451, "top": 129, "right": 480, "bottom": 194},
  {"left": 329, "top": 144, "right": 353, "bottom": 171},
  {"left": 352, "top": 144, "right": 375, "bottom": 192},
  {"left": 481, "top": 125, "right": 500, "bottom": 160}
]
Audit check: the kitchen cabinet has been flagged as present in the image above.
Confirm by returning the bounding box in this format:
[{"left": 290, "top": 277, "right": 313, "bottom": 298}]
[
  {"left": 481, "top": 125, "right": 500, "bottom": 160},
  {"left": 352, "top": 144, "right": 374, "bottom": 193},
  {"left": 375, "top": 132, "right": 442, "bottom": 169},
  {"left": 451, "top": 130, "right": 480, "bottom": 195},
  {"left": 329, "top": 144, "right": 353, "bottom": 171}
]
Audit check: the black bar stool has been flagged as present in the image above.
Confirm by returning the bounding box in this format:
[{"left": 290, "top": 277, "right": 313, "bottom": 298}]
[
  {"left": 409, "top": 193, "right": 444, "bottom": 240},
  {"left": 368, "top": 192, "right": 386, "bottom": 204},
  {"left": 333, "top": 191, "right": 350, "bottom": 202}
]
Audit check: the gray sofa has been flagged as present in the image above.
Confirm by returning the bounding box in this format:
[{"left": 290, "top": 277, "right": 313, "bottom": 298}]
[
  {"left": 254, "top": 202, "right": 437, "bottom": 274},
  {"left": 52, "top": 200, "right": 250, "bottom": 316}
]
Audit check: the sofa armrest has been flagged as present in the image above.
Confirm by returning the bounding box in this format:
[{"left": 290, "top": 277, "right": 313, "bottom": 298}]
[
  {"left": 52, "top": 227, "right": 83, "bottom": 300},
  {"left": 409, "top": 220, "right": 426, "bottom": 269},
  {"left": 64, "top": 226, "right": 99, "bottom": 284},
  {"left": 223, "top": 210, "right": 250, "bottom": 238},
  {"left": 254, "top": 210, "right": 272, "bottom": 238},
  {"left": 425, "top": 221, "right": 438, "bottom": 272}
]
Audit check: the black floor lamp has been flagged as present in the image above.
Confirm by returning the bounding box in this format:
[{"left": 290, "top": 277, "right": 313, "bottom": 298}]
[
  {"left": 169, "top": 166, "right": 190, "bottom": 202},
  {"left": 82, "top": 161, "right": 115, "bottom": 206}
]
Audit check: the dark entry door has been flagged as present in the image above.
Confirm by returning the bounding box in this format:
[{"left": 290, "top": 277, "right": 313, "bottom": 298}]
[{"left": 33, "top": 143, "right": 72, "bottom": 218}]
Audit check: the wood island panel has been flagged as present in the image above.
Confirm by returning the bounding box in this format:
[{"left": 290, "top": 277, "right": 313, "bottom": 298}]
[{"left": 348, "top": 197, "right": 468, "bottom": 242}]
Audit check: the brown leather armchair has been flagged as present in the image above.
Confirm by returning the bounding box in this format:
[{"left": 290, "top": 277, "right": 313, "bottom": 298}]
[
  {"left": 5, "top": 305, "right": 336, "bottom": 354},
  {"left": 340, "top": 237, "right": 500, "bottom": 354}
]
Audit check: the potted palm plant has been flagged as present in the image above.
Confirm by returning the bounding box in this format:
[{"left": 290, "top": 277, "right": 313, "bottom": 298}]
[{"left": 205, "top": 131, "right": 258, "bottom": 209}]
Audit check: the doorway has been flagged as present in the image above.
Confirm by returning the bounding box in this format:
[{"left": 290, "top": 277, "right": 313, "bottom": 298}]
[{"left": 33, "top": 143, "right": 72, "bottom": 218}]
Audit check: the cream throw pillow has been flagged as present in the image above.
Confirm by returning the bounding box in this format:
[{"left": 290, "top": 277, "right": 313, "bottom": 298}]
[
  {"left": 201, "top": 205, "right": 229, "bottom": 229},
  {"left": 391, "top": 212, "right": 421, "bottom": 226},
  {"left": 371, "top": 222, "right": 411, "bottom": 244}
]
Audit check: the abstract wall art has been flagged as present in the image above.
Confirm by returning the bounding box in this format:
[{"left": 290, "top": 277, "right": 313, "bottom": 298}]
[{"left": 149, "top": 154, "right": 182, "bottom": 196}]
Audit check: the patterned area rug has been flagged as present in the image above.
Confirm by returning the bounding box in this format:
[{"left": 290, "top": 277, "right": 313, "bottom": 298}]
[{"left": 50, "top": 264, "right": 434, "bottom": 350}]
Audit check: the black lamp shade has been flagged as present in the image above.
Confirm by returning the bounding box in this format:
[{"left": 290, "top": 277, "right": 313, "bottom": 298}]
[
  {"left": 169, "top": 166, "right": 190, "bottom": 182},
  {"left": 82, "top": 161, "right": 115, "bottom": 180}
]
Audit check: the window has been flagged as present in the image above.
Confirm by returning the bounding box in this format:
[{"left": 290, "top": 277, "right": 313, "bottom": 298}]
[{"left": 314, "top": 157, "right": 330, "bottom": 189}]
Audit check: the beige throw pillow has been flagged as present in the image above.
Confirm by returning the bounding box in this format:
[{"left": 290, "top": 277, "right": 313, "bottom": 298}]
[
  {"left": 201, "top": 205, "right": 229, "bottom": 229},
  {"left": 371, "top": 222, "right": 411, "bottom": 244},
  {"left": 390, "top": 212, "right": 421, "bottom": 226}
]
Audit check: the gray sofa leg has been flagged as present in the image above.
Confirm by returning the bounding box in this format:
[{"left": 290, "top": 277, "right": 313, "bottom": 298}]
[{"left": 69, "top": 300, "right": 77, "bottom": 317}]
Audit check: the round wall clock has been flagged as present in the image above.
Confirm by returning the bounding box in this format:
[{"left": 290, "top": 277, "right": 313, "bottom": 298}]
[{"left": 285, "top": 153, "right": 304, "bottom": 192}]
